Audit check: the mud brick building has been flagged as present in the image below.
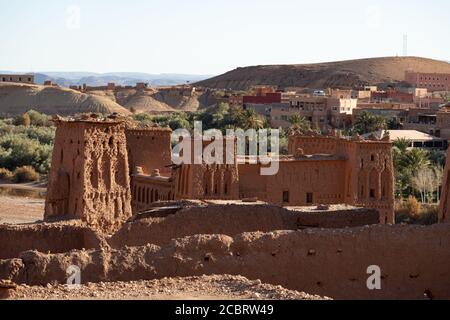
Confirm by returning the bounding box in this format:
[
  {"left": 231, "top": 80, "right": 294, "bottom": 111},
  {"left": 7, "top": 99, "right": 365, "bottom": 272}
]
[
  {"left": 0, "top": 74, "right": 34, "bottom": 84},
  {"left": 45, "top": 116, "right": 396, "bottom": 229}
]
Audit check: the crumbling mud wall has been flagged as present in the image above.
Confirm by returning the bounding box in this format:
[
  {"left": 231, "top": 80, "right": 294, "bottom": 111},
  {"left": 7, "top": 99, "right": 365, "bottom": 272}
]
[
  {"left": 108, "top": 204, "right": 379, "bottom": 248},
  {"left": 295, "top": 207, "right": 379, "bottom": 228},
  {"left": 0, "top": 224, "right": 104, "bottom": 260},
  {"left": 2, "top": 224, "right": 450, "bottom": 300}
]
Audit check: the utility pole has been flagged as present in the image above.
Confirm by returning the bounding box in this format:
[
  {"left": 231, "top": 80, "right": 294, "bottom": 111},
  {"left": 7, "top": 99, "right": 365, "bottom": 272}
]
[{"left": 403, "top": 34, "right": 408, "bottom": 56}]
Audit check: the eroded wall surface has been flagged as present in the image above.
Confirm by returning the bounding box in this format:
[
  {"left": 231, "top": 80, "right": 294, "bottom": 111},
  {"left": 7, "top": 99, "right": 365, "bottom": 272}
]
[
  {"left": 108, "top": 204, "right": 380, "bottom": 248},
  {"left": 2, "top": 224, "right": 449, "bottom": 300},
  {"left": 45, "top": 119, "right": 132, "bottom": 233},
  {"left": 0, "top": 224, "right": 104, "bottom": 260}
]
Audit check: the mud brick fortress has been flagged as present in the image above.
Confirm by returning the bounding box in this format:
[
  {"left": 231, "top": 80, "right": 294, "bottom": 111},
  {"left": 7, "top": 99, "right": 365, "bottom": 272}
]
[
  {"left": 11, "top": 114, "right": 450, "bottom": 299},
  {"left": 171, "top": 134, "right": 395, "bottom": 223},
  {"left": 44, "top": 115, "right": 397, "bottom": 231}
]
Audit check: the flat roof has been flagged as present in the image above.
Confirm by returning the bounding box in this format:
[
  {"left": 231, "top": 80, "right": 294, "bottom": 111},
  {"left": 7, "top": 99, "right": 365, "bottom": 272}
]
[
  {"left": 237, "top": 154, "right": 346, "bottom": 163},
  {"left": 364, "top": 130, "right": 444, "bottom": 142}
]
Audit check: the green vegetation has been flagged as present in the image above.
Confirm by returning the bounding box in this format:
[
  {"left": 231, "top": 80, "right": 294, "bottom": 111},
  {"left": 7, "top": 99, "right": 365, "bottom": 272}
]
[
  {"left": 133, "top": 103, "right": 271, "bottom": 132},
  {"left": 133, "top": 103, "right": 290, "bottom": 153},
  {"left": 351, "top": 111, "right": 387, "bottom": 135},
  {"left": 393, "top": 138, "right": 445, "bottom": 202},
  {"left": 392, "top": 137, "right": 445, "bottom": 224},
  {"left": 0, "top": 110, "right": 55, "bottom": 177},
  {"left": 288, "top": 115, "right": 311, "bottom": 134}
]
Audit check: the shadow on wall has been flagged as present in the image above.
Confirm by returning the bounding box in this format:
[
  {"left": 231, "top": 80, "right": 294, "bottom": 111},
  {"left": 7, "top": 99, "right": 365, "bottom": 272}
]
[{"left": 109, "top": 203, "right": 379, "bottom": 248}]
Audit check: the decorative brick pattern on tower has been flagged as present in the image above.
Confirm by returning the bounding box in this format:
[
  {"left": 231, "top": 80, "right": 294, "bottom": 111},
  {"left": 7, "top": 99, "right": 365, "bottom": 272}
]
[
  {"left": 45, "top": 118, "right": 132, "bottom": 233},
  {"left": 174, "top": 138, "right": 240, "bottom": 200}
]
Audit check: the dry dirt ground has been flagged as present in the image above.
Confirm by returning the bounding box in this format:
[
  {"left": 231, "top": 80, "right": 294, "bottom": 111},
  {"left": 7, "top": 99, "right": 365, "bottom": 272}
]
[
  {"left": 0, "top": 196, "right": 44, "bottom": 224},
  {"left": 7, "top": 275, "right": 326, "bottom": 300},
  {"left": 0, "top": 181, "right": 46, "bottom": 224}
]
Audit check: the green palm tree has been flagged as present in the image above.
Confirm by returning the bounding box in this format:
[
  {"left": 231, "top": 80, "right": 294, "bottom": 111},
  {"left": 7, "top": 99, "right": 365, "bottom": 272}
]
[
  {"left": 394, "top": 146, "right": 431, "bottom": 199},
  {"left": 240, "top": 109, "right": 264, "bottom": 130},
  {"left": 400, "top": 148, "right": 430, "bottom": 172},
  {"left": 393, "top": 138, "right": 412, "bottom": 153},
  {"left": 353, "top": 111, "right": 387, "bottom": 134},
  {"left": 288, "top": 114, "right": 311, "bottom": 135}
]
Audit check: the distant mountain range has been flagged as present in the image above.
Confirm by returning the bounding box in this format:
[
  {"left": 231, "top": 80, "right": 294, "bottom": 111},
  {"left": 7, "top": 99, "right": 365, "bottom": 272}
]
[{"left": 0, "top": 71, "right": 214, "bottom": 87}]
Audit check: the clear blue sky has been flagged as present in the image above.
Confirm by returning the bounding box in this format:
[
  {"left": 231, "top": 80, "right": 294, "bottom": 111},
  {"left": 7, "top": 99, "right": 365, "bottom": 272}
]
[{"left": 0, "top": 0, "right": 448, "bottom": 75}]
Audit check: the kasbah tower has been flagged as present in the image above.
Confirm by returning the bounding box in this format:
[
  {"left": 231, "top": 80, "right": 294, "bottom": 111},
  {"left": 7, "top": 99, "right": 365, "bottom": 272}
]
[{"left": 44, "top": 116, "right": 132, "bottom": 233}]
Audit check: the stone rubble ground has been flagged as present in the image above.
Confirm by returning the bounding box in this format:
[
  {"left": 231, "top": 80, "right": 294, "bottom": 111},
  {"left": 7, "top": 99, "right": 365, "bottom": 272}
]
[{"left": 8, "top": 275, "right": 328, "bottom": 300}]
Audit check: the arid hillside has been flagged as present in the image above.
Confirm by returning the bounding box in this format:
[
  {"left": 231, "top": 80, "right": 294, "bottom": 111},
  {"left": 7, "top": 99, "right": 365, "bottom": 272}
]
[
  {"left": 0, "top": 83, "right": 131, "bottom": 116},
  {"left": 196, "top": 56, "right": 450, "bottom": 90},
  {"left": 89, "top": 87, "right": 218, "bottom": 113}
]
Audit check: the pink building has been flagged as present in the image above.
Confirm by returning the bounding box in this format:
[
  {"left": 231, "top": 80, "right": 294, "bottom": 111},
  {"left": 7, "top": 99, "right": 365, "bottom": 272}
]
[{"left": 405, "top": 71, "right": 450, "bottom": 92}]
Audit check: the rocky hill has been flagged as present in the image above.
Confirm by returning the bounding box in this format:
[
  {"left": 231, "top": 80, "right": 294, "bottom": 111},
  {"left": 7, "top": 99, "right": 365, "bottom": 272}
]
[
  {"left": 0, "top": 83, "right": 130, "bottom": 116},
  {"left": 89, "top": 87, "right": 218, "bottom": 113},
  {"left": 196, "top": 56, "right": 450, "bottom": 90}
]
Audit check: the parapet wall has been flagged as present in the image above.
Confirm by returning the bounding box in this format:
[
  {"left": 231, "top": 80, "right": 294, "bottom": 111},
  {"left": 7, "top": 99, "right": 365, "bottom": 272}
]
[
  {"left": 0, "top": 223, "right": 104, "bottom": 260},
  {"left": 2, "top": 224, "right": 450, "bottom": 300},
  {"left": 108, "top": 204, "right": 379, "bottom": 248},
  {"left": 125, "top": 127, "right": 172, "bottom": 176}
]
